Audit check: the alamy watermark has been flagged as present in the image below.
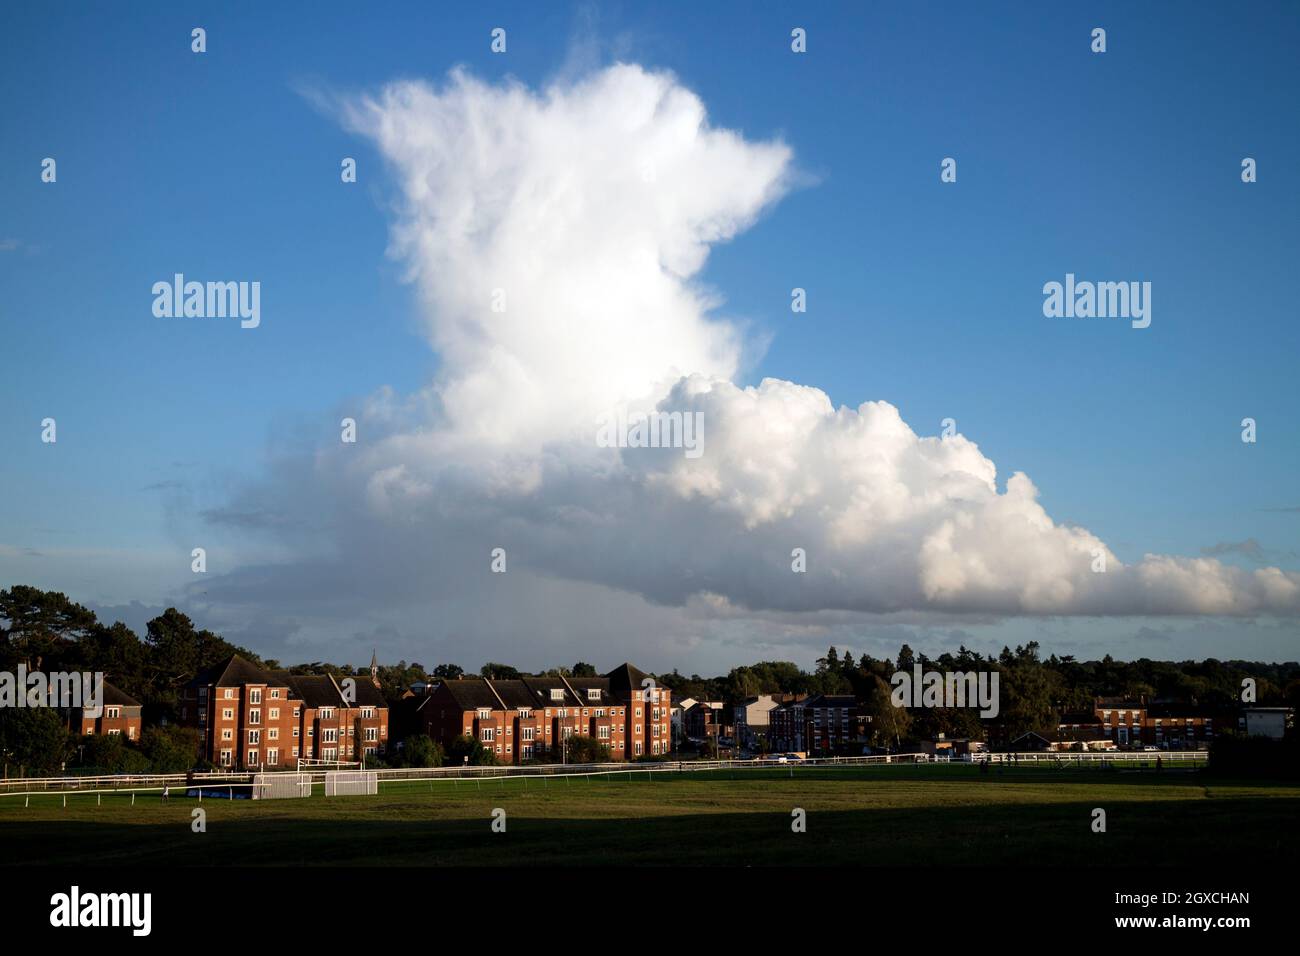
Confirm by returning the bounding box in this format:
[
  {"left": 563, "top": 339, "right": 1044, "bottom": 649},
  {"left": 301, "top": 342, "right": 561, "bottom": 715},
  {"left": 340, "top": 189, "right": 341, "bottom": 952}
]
[
  {"left": 152, "top": 274, "right": 260, "bottom": 329},
  {"left": 596, "top": 409, "right": 704, "bottom": 459},
  {"left": 0, "top": 667, "right": 104, "bottom": 717},
  {"left": 1043, "top": 273, "right": 1150, "bottom": 329},
  {"left": 890, "top": 665, "right": 1000, "bottom": 718}
]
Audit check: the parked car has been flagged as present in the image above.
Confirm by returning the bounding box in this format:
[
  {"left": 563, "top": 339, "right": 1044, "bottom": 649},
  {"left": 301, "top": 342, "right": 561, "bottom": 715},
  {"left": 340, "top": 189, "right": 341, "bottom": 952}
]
[{"left": 1141, "top": 745, "right": 1159, "bottom": 752}]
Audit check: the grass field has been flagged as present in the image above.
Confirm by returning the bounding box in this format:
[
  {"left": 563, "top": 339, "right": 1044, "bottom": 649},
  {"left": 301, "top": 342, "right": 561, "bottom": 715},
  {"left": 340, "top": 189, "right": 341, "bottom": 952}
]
[{"left": 2, "top": 765, "right": 1296, "bottom": 866}]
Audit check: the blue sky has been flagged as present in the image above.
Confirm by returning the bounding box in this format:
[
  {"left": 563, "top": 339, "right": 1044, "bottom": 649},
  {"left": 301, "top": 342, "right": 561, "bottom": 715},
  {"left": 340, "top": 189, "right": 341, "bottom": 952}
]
[{"left": 2, "top": 2, "right": 1298, "bottom": 671}]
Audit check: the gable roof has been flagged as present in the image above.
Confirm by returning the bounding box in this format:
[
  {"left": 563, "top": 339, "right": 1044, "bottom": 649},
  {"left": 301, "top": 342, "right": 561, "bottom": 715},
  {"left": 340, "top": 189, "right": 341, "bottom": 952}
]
[
  {"left": 437, "top": 679, "right": 506, "bottom": 711},
  {"left": 188, "top": 654, "right": 278, "bottom": 690},
  {"left": 605, "top": 662, "right": 650, "bottom": 701},
  {"left": 101, "top": 680, "right": 142, "bottom": 708}
]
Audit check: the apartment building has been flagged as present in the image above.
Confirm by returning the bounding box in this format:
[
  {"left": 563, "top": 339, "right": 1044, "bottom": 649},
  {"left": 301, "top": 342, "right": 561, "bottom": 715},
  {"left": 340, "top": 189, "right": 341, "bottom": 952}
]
[
  {"left": 179, "top": 655, "right": 389, "bottom": 770},
  {"left": 70, "top": 681, "right": 143, "bottom": 741},
  {"left": 415, "top": 662, "right": 671, "bottom": 763},
  {"left": 769, "top": 694, "right": 858, "bottom": 755}
]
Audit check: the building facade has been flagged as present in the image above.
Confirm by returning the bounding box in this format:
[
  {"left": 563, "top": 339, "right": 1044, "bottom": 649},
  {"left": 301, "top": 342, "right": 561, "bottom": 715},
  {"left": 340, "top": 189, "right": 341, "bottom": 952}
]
[
  {"left": 179, "top": 655, "right": 389, "bottom": 770},
  {"left": 71, "top": 681, "right": 143, "bottom": 741},
  {"left": 414, "top": 663, "right": 671, "bottom": 763}
]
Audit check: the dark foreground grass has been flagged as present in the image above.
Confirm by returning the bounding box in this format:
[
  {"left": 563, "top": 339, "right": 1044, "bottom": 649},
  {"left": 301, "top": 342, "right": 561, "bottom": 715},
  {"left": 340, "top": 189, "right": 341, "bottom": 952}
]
[{"left": 1, "top": 765, "right": 1294, "bottom": 866}]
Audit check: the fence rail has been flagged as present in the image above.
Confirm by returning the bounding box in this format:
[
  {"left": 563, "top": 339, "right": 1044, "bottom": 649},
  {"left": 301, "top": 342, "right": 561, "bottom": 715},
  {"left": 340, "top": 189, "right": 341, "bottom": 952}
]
[{"left": 0, "top": 749, "right": 1207, "bottom": 798}]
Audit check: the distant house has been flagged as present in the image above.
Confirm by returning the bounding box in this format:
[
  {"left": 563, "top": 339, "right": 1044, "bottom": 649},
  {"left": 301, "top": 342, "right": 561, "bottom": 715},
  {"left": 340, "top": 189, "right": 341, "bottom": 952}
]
[
  {"left": 1008, "top": 732, "right": 1053, "bottom": 752},
  {"left": 682, "top": 700, "right": 725, "bottom": 741},
  {"left": 1053, "top": 712, "right": 1114, "bottom": 751},
  {"left": 769, "top": 694, "right": 857, "bottom": 755},
  {"left": 733, "top": 694, "right": 780, "bottom": 749},
  {"left": 921, "top": 735, "right": 986, "bottom": 758},
  {"left": 71, "top": 681, "right": 143, "bottom": 741}
]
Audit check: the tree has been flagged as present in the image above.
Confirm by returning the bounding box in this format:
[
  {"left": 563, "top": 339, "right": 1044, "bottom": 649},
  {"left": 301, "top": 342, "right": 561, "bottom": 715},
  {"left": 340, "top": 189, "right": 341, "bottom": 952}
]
[
  {"left": 0, "top": 586, "right": 98, "bottom": 669},
  {"left": 402, "top": 734, "right": 443, "bottom": 768},
  {"left": 432, "top": 664, "right": 464, "bottom": 680},
  {"left": 139, "top": 725, "right": 200, "bottom": 773},
  {"left": 571, "top": 662, "right": 597, "bottom": 677},
  {"left": 0, "top": 708, "right": 71, "bottom": 774},
  {"left": 479, "top": 662, "right": 521, "bottom": 680},
  {"left": 142, "top": 609, "right": 253, "bottom": 722},
  {"left": 864, "top": 675, "right": 911, "bottom": 750},
  {"left": 446, "top": 735, "right": 496, "bottom": 766},
  {"left": 564, "top": 735, "right": 610, "bottom": 763}
]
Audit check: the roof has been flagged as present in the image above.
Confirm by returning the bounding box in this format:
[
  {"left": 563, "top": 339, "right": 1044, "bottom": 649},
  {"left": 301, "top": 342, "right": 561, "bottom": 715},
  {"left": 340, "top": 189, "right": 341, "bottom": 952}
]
[
  {"left": 605, "top": 662, "right": 650, "bottom": 701},
  {"left": 190, "top": 655, "right": 386, "bottom": 710},
  {"left": 520, "top": 676, "right": 581, "bottom": 707},
  {"left": 189, "top": 654, "right": 278, "bottom": 689},
  {"left": 490, "top": 679, "right": 540, "bottom": 709},
  {"left": 437, "top": 679, "right": 506, "bottom": 711},
  {"left": 101, "top": 681, "right": 141, "bottom": 708}
]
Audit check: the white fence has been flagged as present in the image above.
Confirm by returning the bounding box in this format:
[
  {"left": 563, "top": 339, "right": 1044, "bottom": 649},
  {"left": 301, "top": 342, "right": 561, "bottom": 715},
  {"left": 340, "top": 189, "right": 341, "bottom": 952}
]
[
  {"left": 0, "top": 750, "right": 1208, "bottom": 799},
  {"left": 253, "top": 772, "right": 313, "bottom": 799},
  {"left": 324, "top": 770, "right": 377, "bottom": 796}
]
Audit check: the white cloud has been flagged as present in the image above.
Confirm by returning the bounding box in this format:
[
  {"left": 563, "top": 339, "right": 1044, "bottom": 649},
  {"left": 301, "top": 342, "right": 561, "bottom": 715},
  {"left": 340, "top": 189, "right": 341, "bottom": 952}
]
[{"left": 192, "top": 63, "right": 1300, "bottom": 661}]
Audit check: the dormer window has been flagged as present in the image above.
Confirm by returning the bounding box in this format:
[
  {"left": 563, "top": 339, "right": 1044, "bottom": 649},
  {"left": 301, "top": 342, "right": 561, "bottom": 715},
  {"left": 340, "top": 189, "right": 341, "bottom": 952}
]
[
  {"left": 550, "top": 689, "right": 564, "bottom": 701},
  {"left": 477, "top": 708, "right": 492, "bottom": 719},
  {"left": 587, "top": 689, "right": 601, "bottom": 701}
]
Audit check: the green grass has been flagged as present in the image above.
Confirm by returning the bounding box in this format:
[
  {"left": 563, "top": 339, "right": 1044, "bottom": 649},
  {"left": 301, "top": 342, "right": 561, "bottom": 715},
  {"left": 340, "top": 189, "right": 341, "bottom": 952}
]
[{"left": 1, "top": 765, "right": 1294, "bottom": 866}]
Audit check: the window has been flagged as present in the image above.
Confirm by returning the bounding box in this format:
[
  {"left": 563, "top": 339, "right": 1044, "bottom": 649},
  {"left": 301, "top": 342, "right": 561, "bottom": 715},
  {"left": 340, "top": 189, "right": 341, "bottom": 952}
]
[
  {"left": 550, "top": 689, "right": 564, "bottom": 701},
  {"left": 108, "top": 728, "right": 121, "bottom": 736},
  {"left": 293, "top": 707, "right": 300, "bottom": 718},
  {"left": 220, "top": 750, "right": 232, "bottom": 766},
  {"left": 481, "top": 728, "right": 495, "bottom": 742},
  {"left": 320, "top": 708, "right": 334, "bottom": 720},
  {"left": 587, "top": 689, "right": 601, "bottom": 701},
  {"left": 222, "top": 709, "right": 234, "bottom": 721},
  {"left": 248, "top": 730, "right": 260, "bottom": 745},
  {"left": 269, "top": 708, "right": 279, "bottom": 720},
  {"left": 268, "top": 728, "right": 279, "bottom": 740},
  {"left": 477, "top": 708, "right": 491, "bottom": 719},
  {"left": 365, "top": 727, "right": 378, "bottom": 742},
  {"left": 224, "top": 688, "right": 234, "bottom": 699},
  {"left": 267, "top": 749, "right": 278, "bottom": 765},
  {"left": 292, "top": 746, "right": 299, "bottom": 757},
  {"left": 249, "top": 709, "right": 261, "bottom": 725},
  {"left": 292, "top": 727, "right": 299, "bottom": 738},
  {"left": 598, "top": 726, "right": 610, "bottom": 739},
  {"left": 522, "top": 727, "right": 534, "bottom": 741},
  {"left": 247, "top": 749, "right": 259, "bottom": 765},
  {"left": 198, "top": 687, "right": 207, "bottom": 698},
  {"left": 519, "top": 708, "right": 531, "bottom": 719},
  {"left": 322, "top": 729, "right": 337, "bottom": 743},
  {"left": 271, "top": 689, "right": 281, "bottom": 699},
  {"left": 362, "top": 708, "right": 373, "bottom": 719},
  {"left": 250, "top": 689, "right": 262, "bottom": 704},
  {"left": 221, "top": 729, "right": 233, "bottom": 741},
  {"left": 106, "top": 706, "right": 120, "bottom": 719}
]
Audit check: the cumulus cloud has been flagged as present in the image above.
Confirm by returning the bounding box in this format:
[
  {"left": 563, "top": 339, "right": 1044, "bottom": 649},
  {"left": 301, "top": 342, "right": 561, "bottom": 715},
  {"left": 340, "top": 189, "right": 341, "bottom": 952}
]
[{"left": 196, "top": 63, "right": 1300, "bottom": 650}]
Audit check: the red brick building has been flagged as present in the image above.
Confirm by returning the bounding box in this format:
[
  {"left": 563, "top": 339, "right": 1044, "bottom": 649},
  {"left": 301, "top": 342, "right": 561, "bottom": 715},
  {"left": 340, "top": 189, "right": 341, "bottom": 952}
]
[
  {"left": 769, "top": 694, "right": 858, "bottom": 755},
  {"left": 179, "top": 655, "right": 389, "bottom": 770},
  {"left": 72, "top": 681, "right": 143, "bottom": 741},
  {"left": 413, "top": 663, "right": 671, "bottom": 763}
]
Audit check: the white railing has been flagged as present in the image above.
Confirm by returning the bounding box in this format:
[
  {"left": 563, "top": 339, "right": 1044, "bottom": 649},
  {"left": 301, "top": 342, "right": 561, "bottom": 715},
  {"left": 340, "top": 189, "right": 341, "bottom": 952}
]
[{"left": 0, "top": 749, "right": 1208, "bottom": 797}]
